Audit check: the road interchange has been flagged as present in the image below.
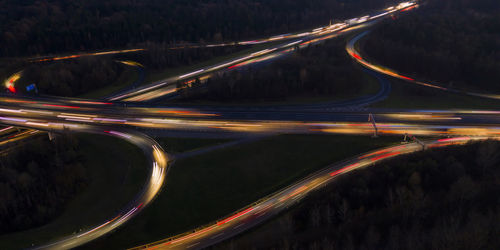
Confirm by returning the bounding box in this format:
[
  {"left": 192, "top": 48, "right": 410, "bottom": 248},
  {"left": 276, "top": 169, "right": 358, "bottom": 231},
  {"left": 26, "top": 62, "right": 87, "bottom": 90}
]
[{"left": 3, "top": 1, "right": 500, "bottom": 249}]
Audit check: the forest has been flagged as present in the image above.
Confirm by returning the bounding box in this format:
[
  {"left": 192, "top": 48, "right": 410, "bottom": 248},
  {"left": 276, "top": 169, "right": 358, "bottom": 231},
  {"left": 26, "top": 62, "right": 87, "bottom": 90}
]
[
  {"left": 0, "top": 135, "right": 87, "bottom": 234},
  {"left": 19, "top": 56, "right": 123, "bottom": 97},
  {"left": 216, "top": 140, "right": 500, "bottom": 249},
  {"left": 0, "top": 0, "right": 399, "bottom": 57},
  {"left": 178, "top": 38, "right": 373, "bottom": 102},
  {"left": 364, "top": 0, "right": 500, "bottom": 93}
]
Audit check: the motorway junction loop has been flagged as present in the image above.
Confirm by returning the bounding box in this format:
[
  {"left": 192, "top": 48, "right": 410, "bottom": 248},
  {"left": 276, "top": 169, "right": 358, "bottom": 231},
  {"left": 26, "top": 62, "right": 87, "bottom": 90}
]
[{"left": 2, "top": 1, "right": 500, "bottom": 249}]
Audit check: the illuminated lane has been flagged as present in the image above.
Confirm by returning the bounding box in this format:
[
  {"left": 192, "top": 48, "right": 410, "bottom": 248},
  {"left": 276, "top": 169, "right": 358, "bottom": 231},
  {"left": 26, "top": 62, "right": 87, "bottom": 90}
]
[
  {"left": 38, "top": 130, "right": 168, "bottom": 250},
  {"left": 4, "top": 97, "right": 500, "bottom": 137},
  {"left": 4, "top": 95, "right": 500, "bottom": 146},
  {"left": 0, "top": 128, "right": 42, "bottom": 155},
  {"left": 5, "top": 1, "right": 484, "bottom": 249},
  {"left": 29, "top": 49, "right": 146, "bottom": 63},
  {"left": 2, "top": 1, "right": 418, "bottom": 106},
  {"left": 346, "top": 31, "right": 500, "bottom": 100},
  {"left": 5, "top": 1, "right": 418, "bottom": 104},
  {"left": 0, "top": 126, "right": 17, "bottom": 136},
  {"left": 3, "top": 101, "right": 500, "bottom": 250},
  {"left": 0, "top": 117, "right": 170, "bottom": 250},
  {"left": 23, "top": 1, "right": 412, "bottom": 65},
  {"left": 4, "top": 71, "right": 22, "bottom": 93},
  {"left": 34, "top": 130, "right": 168, "bottom": 250},
  {"left": 109, "top": 1, "right": 419, "bottom": 102},
  {"left": 131, "top": 136, "right": 492, "bottom": 250},
  {"left": 0, "top": 129, "right": 41, "bottom": 147}
]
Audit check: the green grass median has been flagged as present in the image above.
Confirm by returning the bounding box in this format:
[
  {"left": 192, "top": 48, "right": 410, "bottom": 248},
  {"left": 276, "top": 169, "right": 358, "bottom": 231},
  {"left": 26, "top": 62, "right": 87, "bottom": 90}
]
[{"left": 155, "top": 137, "right": 233, "bottom": 154}]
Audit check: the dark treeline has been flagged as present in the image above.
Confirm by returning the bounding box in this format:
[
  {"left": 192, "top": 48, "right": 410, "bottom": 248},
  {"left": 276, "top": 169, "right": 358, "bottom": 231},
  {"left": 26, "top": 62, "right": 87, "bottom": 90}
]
[
  {"left": 0, "top": 135, "right": 87, "bottom": 234},
  {"left": 216, "top": 140, "right": 500, "bottom": 249},
  {"left": 20, "top": 57, "right": 123, "bottom": 96},
  {"left": 0, "top": 0, "right": 398, "bottom": 57},
  {"left": 178, "top": 38, "right": 371, "bottom": 102},
  {"left": 364, "top": 0, "right": 500, "bottom": 93}
]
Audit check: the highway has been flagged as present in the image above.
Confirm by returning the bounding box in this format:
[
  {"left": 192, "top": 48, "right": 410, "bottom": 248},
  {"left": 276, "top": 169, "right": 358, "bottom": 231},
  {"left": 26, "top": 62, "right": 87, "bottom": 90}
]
[
  {"left": 0, "top": 5, "right": 419, "bottom": 248},
  {"left": 6, "top": 95, "right": 500, "bottom": 250},
  {"left": 4, "top": 1, "right": 415, "bottom": 107},
  {"left": 0, "top": 128, "right": 40, "bottom": 147},
  {"left": 346, "top": 31, "right": 500, "bottom": 100},
  {"left": 3, "top": 95, "right": 500, "bottom": 137},
  {"left": 107, "top": 1, "right": 419, "bottom": 103},
  {"left": 0, "top": 114, "right": 170, "bottom": 250},
  {"left": 131, "top": 136, "right": 494, "bottom": 249},
  {"left": 4, "top": 0, "right": 499, "bottom": 249},
  {"left": 38, "top": 128, "right": 168, "bottom": 250},
  {"left": 3, "top": 89, "right": 500, "bottom": 250},
  {"left": 0, "top": 127, "right": 41, "bottom": 155},
  {"left": 29, "top": 49, "right": 146, "bottom": 63}
]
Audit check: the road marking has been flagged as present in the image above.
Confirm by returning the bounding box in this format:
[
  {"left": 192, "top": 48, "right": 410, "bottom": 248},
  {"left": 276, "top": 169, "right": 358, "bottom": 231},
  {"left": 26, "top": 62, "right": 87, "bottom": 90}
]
[
  {"left": 233, "top": 224, "right": 244, "bottom": 230},
  {"left": 187, "top": 242, "right": 199, "bottom": 248},
  {"left": 210, "top": 232, "right": 224, "bottom": 239}
]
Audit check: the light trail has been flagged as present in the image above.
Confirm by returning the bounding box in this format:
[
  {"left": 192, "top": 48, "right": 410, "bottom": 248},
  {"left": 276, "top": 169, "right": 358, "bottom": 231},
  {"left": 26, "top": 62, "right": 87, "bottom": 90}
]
[
  {"left": 30, "top": 49, "right": 146, "bottom": 63},
  {"left": 0, "top": 129, "right": 42, "bottom": 147},
  {"left": 132, "top": 134, "right": 492, "bottom": 250},
  {"left": 4, "top": 71, "right": 22, "bottom": 93},
  {"left": 0, "top": 116, "right": 171, "bottom": 250},
  {"left": 4, "top": 2, "right": 478, "bottom": 249},
  {"left": 346, "top": 30, "right": 500, "bottom": 100},
  {"left": 6, "top": 98, "right": 500, "bottom": 250}
]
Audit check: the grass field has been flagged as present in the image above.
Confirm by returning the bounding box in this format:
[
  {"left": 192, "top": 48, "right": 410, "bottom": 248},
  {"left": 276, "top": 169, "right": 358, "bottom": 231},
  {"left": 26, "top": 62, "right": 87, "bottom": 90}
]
[
  {"left": 78, "top": 67, "right": 139, "bottom": 99},
  {"left": 371, "top": 78, "right": 500, "bottom": 110},
  {"left": 0, "top": 134, "right": 148, "bottom": 249},
  {"left": 84, "top": 134, "right": 401, "bottom": 249},
  {"left": 155, "top": 137, "right": 233, "bottom": 154}
]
